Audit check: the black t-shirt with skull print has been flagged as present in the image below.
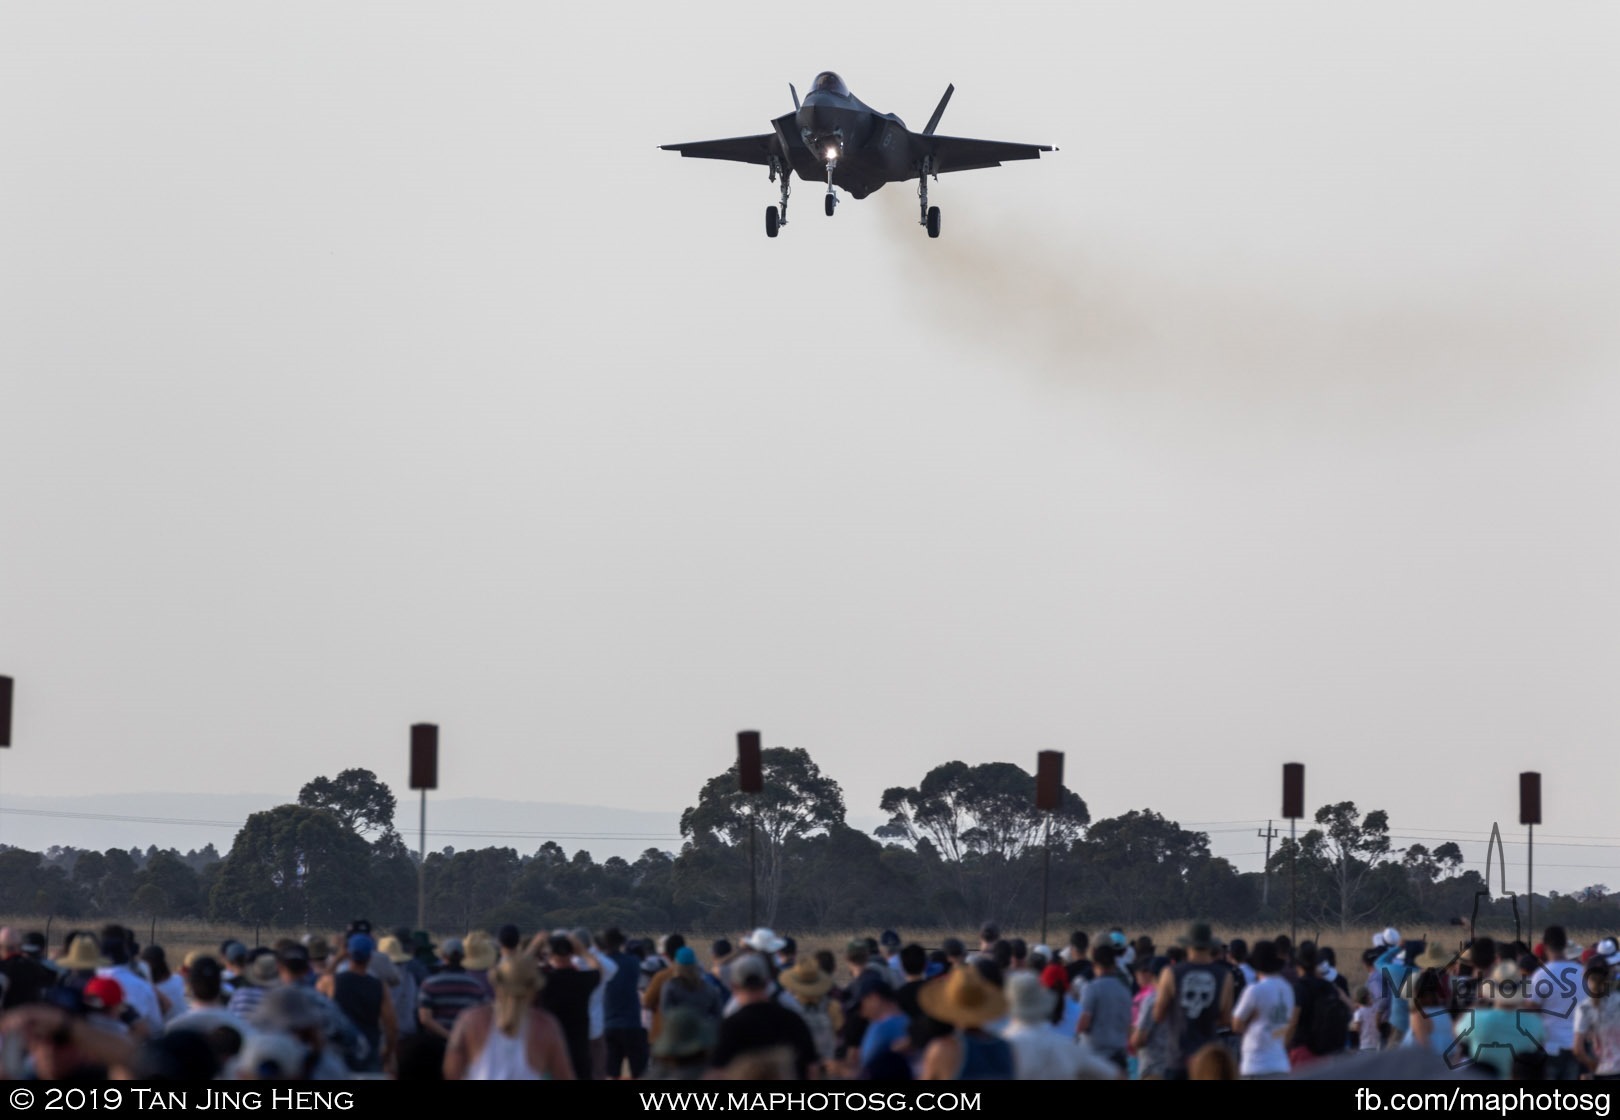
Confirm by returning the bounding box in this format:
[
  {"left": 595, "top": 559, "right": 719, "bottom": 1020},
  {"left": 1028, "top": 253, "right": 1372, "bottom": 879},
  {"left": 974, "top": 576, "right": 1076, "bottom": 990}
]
[{"left": 1168, "top": 961, "right": 1225, "bottom": 1071}]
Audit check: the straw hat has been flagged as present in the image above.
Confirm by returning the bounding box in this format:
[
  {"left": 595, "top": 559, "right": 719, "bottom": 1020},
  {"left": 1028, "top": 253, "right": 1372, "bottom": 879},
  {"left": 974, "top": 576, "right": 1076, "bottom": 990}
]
[
  {"left": 778, "top": 958, "right": 833, "bottom": 1003},
  {"left": 463, "top": 931, "right": 498, "bottom": 971},
  {"left": 1417, "top": 943, "right": 1455, "bottom": 970},
  {"left": 60, "top": 934, "right": 110, "bottom": 971},
  {"left": 377, "top": 936, "right": 412, "bottom": 964},
  {"left": 182, "top": 950, "right": 219, "bottom": 971},
  {"left": 919, "top": 965, "right": 1008, "bottom": 1029}
]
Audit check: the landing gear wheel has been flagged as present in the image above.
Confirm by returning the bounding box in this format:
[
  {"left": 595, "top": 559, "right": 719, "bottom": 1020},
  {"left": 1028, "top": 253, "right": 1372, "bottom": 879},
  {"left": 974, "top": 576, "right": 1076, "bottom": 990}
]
[
  {"left": 825, "top": 194, "right": 836, "bottom": 217},
  {"left": 766, "top": 206, "right": 780, "bottom": 238},
  {"left": 926, "top": 206, "right": 941, "bottom": 239}
]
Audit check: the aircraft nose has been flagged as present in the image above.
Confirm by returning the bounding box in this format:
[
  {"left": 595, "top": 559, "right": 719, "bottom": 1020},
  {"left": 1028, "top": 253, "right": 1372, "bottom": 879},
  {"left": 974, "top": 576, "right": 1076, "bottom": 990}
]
[{"left": 796, "top": 104, "right": 843, "bottom": 161}]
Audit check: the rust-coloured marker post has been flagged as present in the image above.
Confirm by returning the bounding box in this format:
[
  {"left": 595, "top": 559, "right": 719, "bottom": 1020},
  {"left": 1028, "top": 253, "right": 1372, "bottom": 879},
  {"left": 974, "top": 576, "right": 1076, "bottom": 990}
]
[
  {"left": 1283, "top": 763, "right": 1305, "bottom": 946},
  {"left": 738, "top": 731, "right": 763, "bottom": 930},
  {"left": 1035, "top": 751, "right": 1064, "bottom": 946},
  {"left": 410, "top": 724, "right": 439, "bottom": 934}
]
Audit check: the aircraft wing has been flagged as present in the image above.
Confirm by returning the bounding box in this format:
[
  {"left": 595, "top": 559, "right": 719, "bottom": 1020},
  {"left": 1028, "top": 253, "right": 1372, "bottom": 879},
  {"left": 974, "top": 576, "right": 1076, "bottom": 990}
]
[
  {"left": 915, "top": 134, "right": 1053, "bottom": 174},
  {"left": 663, "top": 115, "right": 817, "bottom": 175},
  {"left": 659, "top": 134, "right": 779, "bottom": 166}
]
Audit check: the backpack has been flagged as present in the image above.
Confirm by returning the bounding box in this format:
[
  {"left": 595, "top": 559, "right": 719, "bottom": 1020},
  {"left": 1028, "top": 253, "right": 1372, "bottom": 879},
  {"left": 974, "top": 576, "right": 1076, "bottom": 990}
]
[{"left": 1307, "top": 980, "right": 1352, "bottom": 1055}]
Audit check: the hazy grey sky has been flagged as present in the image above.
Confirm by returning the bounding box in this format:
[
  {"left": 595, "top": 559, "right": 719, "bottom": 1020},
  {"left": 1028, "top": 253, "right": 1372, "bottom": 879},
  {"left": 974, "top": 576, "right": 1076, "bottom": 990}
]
[{"left": 3, "top": 2, "right": 1617, "bottom": 892}]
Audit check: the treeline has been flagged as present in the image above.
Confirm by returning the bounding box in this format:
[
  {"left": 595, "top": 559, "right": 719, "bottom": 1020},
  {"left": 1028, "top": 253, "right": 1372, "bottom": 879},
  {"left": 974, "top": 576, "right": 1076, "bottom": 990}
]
[{"left": 2, "top": 753, "right": 1615, "bottom": 936}]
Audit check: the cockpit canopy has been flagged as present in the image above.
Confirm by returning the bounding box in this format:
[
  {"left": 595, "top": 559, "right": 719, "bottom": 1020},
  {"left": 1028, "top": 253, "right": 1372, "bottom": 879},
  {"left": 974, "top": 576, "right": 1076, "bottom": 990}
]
[{"left": 810, "top": 72, "right": 848, "bottom": 96}]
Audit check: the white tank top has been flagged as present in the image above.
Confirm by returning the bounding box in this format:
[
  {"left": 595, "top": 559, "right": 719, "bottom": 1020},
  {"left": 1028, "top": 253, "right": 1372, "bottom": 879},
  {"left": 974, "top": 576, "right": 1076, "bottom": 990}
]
[{"left": 467, "top": 1015, "right": 543, "bottom": 1081}]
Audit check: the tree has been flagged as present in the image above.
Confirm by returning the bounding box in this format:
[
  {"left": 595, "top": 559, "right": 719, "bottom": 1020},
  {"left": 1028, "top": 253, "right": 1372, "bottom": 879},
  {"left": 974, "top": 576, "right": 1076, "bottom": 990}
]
[
  {"left": 1069, "top": 810, "right": 1218, "bottom": 925},
  {"left": 0, "top": 849, "right": 81, "bottom": 917},
  {"left": 877, "top": 760, "right": 1089, "bottom": 918},
  {"left": 210, "top": 805, "right": 375, "bottom": 928},
  {"left": 1307, "top": 801, "right": 1393, "bottom": 929},
  {"left": 424, "top": 847, "right": 520, "bottom": 932},
  {"left": 367, "top": 832, "right": 420, "bottom": 929},
  {"left": 878, "top": 761, "right": 1089, "bottom": 864},
  {"left": 72, "top": 848, "right": 138, "bottom": 914},
  {"left": 132, "top": 850, "right": 204, "bottom": 918},
  {"left": 297, "top": 769, "right": 399, "bottom": 840},
  {"left": 679, "top": 746, "right": 845, "bottom": 927}
]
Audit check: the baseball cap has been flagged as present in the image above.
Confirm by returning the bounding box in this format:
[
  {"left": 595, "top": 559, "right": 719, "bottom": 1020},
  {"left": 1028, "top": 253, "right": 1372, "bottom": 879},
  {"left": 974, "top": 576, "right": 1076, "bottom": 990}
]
[{"left": 83, "top": 976, "right": 124, "bottom": 1012}]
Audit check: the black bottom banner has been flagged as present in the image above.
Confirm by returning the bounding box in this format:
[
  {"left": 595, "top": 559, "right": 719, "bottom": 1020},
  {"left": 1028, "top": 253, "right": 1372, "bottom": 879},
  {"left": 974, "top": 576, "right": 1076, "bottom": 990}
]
[{"left": 5, "top": 1081, "right": 1618, "bottom": 1116}]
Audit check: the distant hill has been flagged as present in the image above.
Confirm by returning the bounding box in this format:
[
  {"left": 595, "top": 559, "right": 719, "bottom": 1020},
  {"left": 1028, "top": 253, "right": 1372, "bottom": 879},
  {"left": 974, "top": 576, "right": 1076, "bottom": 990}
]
[{"left": 0, "top": 792, "right": 684, "bottom": 863}]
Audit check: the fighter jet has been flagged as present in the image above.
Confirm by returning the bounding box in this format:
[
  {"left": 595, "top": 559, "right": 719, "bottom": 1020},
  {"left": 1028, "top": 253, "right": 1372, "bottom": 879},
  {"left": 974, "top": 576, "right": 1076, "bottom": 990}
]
[{"left": 660, "top": 73, "right": 1054, "bottom": 239}]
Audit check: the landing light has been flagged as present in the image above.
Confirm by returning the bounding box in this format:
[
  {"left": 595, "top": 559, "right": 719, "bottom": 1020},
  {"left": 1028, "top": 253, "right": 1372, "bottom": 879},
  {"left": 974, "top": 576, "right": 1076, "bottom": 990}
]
[{"left": 825, "top": 146, "right": 838, "bottom": 160}]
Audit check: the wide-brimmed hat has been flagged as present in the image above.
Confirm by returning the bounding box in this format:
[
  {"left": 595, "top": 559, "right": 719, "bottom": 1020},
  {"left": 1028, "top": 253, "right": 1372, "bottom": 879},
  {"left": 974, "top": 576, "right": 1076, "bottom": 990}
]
[
  {"left": 182, "top": 949, "right": 219, "bottom": 971},
  {"left": 378, "top": 936, "right": 412, "bottom": 964},
  {"left": 1178, "top": 922, "right": 1214, "bottom": 950},
  {"left": 61, "top": 934, "right": 110, "bottom": 971},
  {"left": 778, "top": 959, "right": 833, "bottom": 1002},
  {"left": 252, "top": 986, "right": 324, "bottom": 1032},
  {"left": 1006, "top": 971, "right": 1056, "bottom": 1023},
  {"left": 302, "top": 935, "right": 331, "bottom": 963},
  {"left": 653, "top": 1008, "right": 717, "bottom": 1060},
  {"left": 243, "top": 953, "right": 281, "bottom": 987},
  {"left": 918, "top": 965, "right": 1008, "bottom": 1028},
  {"left": 743, "top": 928, "right": 786, "bottom": 954},
  {"left": 463, "top": 931, "right": 498, "bottom": 970},
  {"left": 1417, "top": 943, "right": 1454, "bottom": 970}
]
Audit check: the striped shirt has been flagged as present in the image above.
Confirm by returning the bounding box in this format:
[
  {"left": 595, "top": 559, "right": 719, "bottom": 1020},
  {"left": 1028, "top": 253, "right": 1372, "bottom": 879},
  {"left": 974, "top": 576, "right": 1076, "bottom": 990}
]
[
  {"left": 418, "top": 967, "right": 489, "bottom": 1032},
  {"left": 226, "top": 984, "right": 269, "bottom": 1020}
]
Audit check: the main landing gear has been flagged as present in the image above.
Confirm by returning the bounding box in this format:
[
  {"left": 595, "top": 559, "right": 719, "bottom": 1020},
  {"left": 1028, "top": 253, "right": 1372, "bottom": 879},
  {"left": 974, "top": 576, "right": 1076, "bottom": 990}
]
[
  {"left": 766, "top": 158, "right": 790, "bottom": 238},
  {"left": 918, "top": 157, "right": 940, "bottom": 239}
]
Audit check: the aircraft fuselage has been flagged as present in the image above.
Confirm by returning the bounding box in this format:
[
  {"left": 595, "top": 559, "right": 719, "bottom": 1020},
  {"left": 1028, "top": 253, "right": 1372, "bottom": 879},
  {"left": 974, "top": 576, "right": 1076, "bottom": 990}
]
[{"left": 794, "top": 84, "right": 915, "bottom": 200}]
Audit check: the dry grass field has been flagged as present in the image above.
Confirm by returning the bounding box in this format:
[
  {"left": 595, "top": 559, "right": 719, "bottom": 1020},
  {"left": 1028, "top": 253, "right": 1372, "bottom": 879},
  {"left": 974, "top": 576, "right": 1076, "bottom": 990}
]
[{"left": 6, "top": 915, "right": 1597, "bottom": 971}]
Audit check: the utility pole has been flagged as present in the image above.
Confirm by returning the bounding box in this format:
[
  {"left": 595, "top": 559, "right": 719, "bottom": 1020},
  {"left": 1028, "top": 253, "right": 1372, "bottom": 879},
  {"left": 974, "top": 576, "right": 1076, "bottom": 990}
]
[{"left": 1257, "top": 820, "right": 1279, "bottom": 908}]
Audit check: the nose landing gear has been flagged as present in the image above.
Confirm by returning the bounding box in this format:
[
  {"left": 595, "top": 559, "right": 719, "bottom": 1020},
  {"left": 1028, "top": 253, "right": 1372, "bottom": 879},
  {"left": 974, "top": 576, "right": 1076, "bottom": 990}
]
[{"left": 824, "top": 159, "right": 838, "bottom": 217}]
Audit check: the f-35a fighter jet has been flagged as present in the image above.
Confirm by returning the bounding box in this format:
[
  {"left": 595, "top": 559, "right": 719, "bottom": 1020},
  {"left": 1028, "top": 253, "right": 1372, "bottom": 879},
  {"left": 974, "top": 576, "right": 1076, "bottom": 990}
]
[{"left": 661, "top": 73, "right": 1054, "bottom": 239}]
